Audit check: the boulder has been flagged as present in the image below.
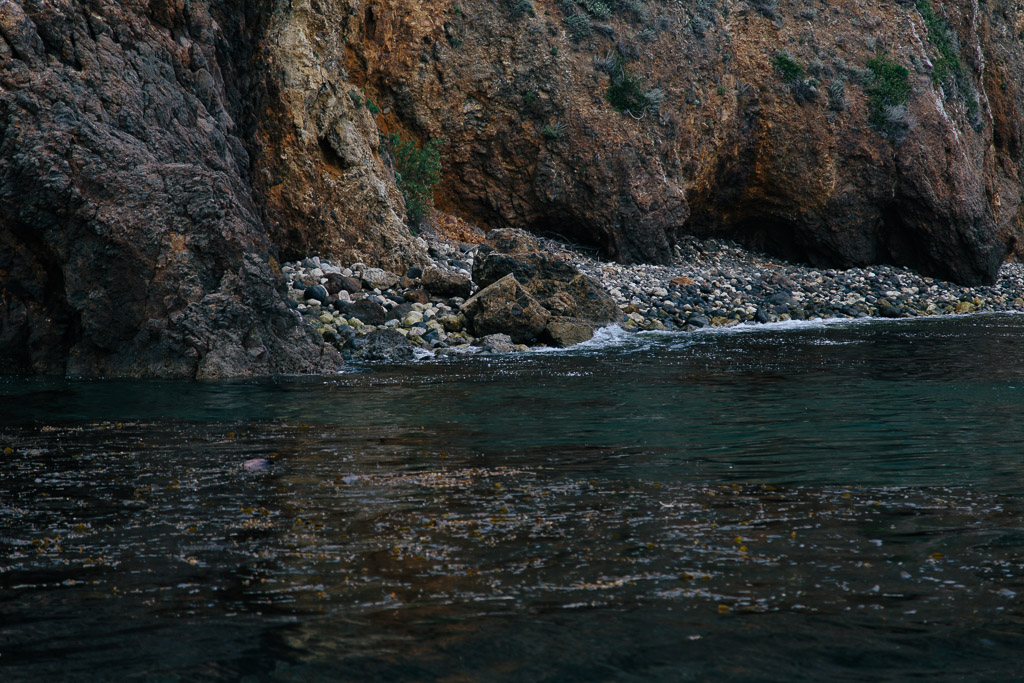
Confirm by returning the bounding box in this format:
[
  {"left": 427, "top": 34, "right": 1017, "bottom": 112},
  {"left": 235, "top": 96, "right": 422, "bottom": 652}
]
[
  {"left": 460, "top": 274, "right": 550, "bottom": 343},
  {"left": 545, "top": 318, "right": 599, "bottom": 347},
  {"left": 338, "top": 300, "right": 388, "bottom": 326},
  {"left": 473, "top": 251, "right": 621, "bottom": 323},
  {"left": 355, "top": 329, "right": 415, "bottom": 362},
  {"left": 303, "top": 285, "right": 330, "bottom": 304},
  {"left": 403, "top": 288, "right": 430, "bottom": 304},
  {"left": 325, "top": 273, "right": 362, "bottom": 295},
  {"left": 421, "top": 267, "right": 473, "bottom": 298},
  {"left": 386, "top": 302, "right": 416, "bottom": 321},
  {"left": 361, "top": 268, "right": 400, "bottom": 291},
  {"left": 479, "top": 334, "right": 517, "bottom": 353},
  {"left": 483, "top": 228, "right": 543, "bottom": 254}
]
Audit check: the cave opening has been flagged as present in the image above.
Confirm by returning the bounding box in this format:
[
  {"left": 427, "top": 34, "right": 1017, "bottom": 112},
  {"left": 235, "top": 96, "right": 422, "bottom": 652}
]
[
  {"left": 525, "top": 213, "right": 608, "bottom": 259},
  {"left": 717, "top": 215, "right": 823, "bottom": 267}
]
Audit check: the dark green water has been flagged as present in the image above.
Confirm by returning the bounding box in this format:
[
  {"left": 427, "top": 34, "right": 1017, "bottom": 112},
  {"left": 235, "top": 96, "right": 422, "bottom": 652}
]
[{"left": 2, "top": 315, "right": 1023, "bottom": 681}]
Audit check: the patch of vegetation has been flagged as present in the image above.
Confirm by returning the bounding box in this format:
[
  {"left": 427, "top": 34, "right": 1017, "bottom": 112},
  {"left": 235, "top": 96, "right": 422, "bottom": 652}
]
[
  {"left": 773, "top": 52, "right": 804, "bottom": 84},
  {"left": 384, "top": 134, "right": 444, "bottom": 226},
  {"left": 865, "top": 55, "right": 912, "bottom": 140},
  {"left": 773, "top": 52, "right": 817, "bottom": 103},
  {"left": 751, "top": 0, "right": 779, "bottom": 21},
  {"left": 915, "top": 0, "right": 981, "bottom": 128},
  {"left": 564, "top": 13, "right": 593, "bottom": 41},
  {"left": 915, "top": 1, "right": 966, "bottom": 92},
  {"left": 827, "top": 78, "right": 846, "bottom": 111},
  {"left": 507, "top": 0, "right": 535, "bottom": 19},
  {"left": 542, "top": 122, "right": 567, "bottom": 139},
  {"left": 607, "top": 73, "right": 647, "bottom": 113},
  {"left": 605, "top": 56, "right": 659, "bottom": 116},
  {"left": 560, "top": 0, "right": 650, "bottom": 31}
]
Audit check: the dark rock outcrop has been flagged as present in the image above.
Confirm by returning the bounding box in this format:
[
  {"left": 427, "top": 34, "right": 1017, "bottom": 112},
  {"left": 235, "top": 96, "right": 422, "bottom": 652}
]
[
  {"left": 0, "top": 0, "right": 343, "bottom": 377},
  {"left": 421, "top": 267, "right": 473, "bottom": 298},
  {"left": 352, "top": 329, "right": 415, "bottom": 362},
  {"left": 473, "top": 230, "right": 623, "bottom": 332}
]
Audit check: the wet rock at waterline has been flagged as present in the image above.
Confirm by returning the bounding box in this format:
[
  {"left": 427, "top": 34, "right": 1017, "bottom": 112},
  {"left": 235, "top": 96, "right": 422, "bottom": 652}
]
[
  {"left": 351, "top": 329, "right": 415, "bottom": 362},
  {"left": 461, "top": 275, "right": 551, "bottom": 344}
]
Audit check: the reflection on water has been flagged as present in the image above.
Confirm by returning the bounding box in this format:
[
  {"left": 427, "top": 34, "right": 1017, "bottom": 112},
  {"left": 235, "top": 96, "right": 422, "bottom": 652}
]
[{"left": 1, "top": 315, "right": 1024, "bottom": 680}]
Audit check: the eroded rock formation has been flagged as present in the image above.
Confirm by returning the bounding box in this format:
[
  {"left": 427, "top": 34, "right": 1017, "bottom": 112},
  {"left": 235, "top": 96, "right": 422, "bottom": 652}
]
[
  {"left": 347, "top": 0, "right": 1023, "bottom": 284},
  {"left": 2, "top": 0, "right": 1023, "bottom": 376}
]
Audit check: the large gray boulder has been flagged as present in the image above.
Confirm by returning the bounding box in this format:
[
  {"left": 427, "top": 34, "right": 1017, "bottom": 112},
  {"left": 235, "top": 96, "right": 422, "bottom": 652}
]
[
  {"left": 354, "top": 329, "right": 415, "bottom": 362},
  {"left": 461, "top": 274, "right": 550, "bottom": 344},
  {"left": 473, "top": 250, "right": 622, "bottom": 324},
  {"left": 421, "top": 267, "right": 473, "bottom": 298}
]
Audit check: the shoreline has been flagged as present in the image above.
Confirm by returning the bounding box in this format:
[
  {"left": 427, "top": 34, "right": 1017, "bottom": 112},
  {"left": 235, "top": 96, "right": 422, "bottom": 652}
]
[{"left": 283, "top": 232, "right": 1024, "bottom": 361}]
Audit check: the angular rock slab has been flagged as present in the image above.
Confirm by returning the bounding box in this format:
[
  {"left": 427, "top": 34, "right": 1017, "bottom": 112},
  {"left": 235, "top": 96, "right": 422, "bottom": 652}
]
[
  {"left": 421, "top": 267, "right": 473, "bottom": 298},
  {"left": 544, "top": 318, "right": 601, "bottom": 348},
  {"left": 473, "top": 251, "right": 622, "bottom": 323},
  {"left": 460, "top": 274, "right": 550, "bottom": 344}
]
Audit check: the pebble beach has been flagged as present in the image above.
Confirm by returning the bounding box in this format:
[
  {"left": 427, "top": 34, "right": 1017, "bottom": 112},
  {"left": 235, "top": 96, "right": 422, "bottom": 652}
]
[{"left": 283, "top": 233, "right": 1024, "bottom": 361}]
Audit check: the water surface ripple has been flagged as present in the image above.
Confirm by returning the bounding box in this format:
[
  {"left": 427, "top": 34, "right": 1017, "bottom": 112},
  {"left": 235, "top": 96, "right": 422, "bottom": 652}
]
[{"left": 2, "top": 315, "right": 1023, "bottom": 681}]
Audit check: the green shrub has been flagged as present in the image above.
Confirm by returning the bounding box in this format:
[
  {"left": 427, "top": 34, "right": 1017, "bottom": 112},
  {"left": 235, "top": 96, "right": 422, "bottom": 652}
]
[
  {"left": 541, "top": 122, "right": 566, "bottom": 139},
  {"left": 865, "top": 55, "right": 911, "bottom": 139},
  {"left": 915, "top": 1, "right": 965, "bottom": 93},
  {"left": 564, "top": 14, "right": 593, "bottom": 41},
  {"left": 385, "top": 134, "right": 443, "bottom": 226},
  {"left": 507, "top": 0, "right": 535, "bottom": 19},
  {"left": 773, "top": 52, "right": 804, "bottom": 84},
  {"left": 606, "top": 68, "right": 648, "bottom": 114}
]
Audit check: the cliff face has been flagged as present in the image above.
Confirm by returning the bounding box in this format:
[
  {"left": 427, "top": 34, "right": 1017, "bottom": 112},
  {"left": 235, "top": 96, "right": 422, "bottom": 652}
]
[
  {"left": 1, "top": 0, "right": 1022, "bottom": 377},
  {"left": 346, "top": 0, "right": 1023, "bottom": 283}
]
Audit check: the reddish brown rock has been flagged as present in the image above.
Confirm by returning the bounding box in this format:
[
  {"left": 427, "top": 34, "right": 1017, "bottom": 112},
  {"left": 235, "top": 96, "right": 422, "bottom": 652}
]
[
  {"left": 2, "top": 0, "right": 1023, "bottom": 378},
  {"left": 345, "top": 0, "right": 1023, "bottom": 284}
]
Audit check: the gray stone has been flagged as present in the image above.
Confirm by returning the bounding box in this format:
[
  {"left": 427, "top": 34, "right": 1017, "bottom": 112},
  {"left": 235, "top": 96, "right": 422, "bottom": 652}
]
[
  {"left": 356, "top": 329, "right": 415, "bottom": 362},
  {"left": 545, "top": 318, "right": 597, "bottom": 347},
  {"left": 479, "top": 333, "right": 517, "bottom": 353},
  {"left": 422, "top": 267, "right": 473, "bottom": 298},
  {"left": 361, "top": 268, "right": 400, "bottom": 290},
  {"left": 461, "top": 274, "right": 551, "bottom": 343}
]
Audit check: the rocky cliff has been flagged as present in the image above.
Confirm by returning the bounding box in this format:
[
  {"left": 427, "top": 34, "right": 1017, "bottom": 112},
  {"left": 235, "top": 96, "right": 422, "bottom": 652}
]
[
  {"left": 347, "top": 0, "right": 1023, "bottom": 282},
  {"left": 2, "top": 0, "right": 1022, "bottom": 377}
]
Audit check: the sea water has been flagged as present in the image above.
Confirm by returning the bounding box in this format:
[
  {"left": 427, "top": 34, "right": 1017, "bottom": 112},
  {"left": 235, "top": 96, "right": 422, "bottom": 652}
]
[{"left": 2, "top": 314, "right": 1023, "bottom": 680}]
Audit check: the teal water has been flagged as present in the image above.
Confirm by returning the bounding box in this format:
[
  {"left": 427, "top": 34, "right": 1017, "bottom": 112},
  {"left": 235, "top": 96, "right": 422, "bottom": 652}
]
[{"left": 2, "top": 314, "right": 1023, "bottom": 680}]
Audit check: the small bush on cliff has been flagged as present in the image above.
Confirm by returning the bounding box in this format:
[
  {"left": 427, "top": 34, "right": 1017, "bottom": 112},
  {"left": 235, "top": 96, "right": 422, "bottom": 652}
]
[
  {"left": 384, "top": 134, "right": 443, "bottom": 226},
  {"left": 542, "top": 122, "right": 567, "bottom": 139},
  {"left": 773, "top": 52, "right": 804, "bottom": 84},
  {"left": 564, "top": 13, "right": 593, "bottom": 41},
  {"left": 507, "top": 0, "right": 535, "bottom": 19},
  {"left": 774, "top": 52, "right": 817, "bottom": 103},
  {"left": 751, "top": 0, "right": 779, "bottom": 21},
  {"left": 865, "top": 55, "right": 911, "bottom": 140},
  {"left": 607, "top": 69, "right": 648, "bottom": 114}
]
